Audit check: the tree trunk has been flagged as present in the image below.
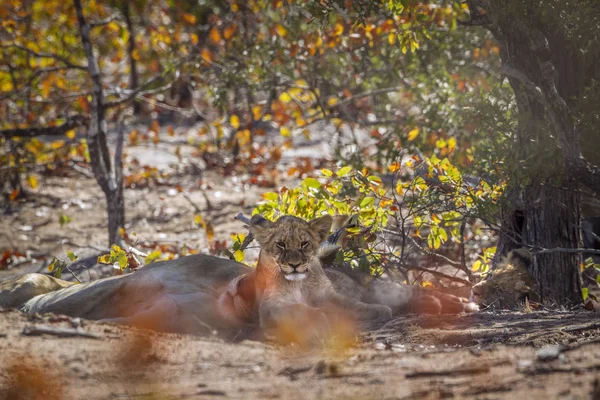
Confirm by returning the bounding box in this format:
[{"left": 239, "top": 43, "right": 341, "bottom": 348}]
[
  {"left": 477, "top": 0, "right": 586, "bottom": 305},
  {"left": 75, "top": 0, "right": 125, "bottom": 246},
  {"left": 122, "top": 2, "right": 140, "bottom": 115}
]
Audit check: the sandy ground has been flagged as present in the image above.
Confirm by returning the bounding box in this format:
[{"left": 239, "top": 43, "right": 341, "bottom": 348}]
[
  {"left": 1, "top": 126, "right": 600, "bottom": 399},
  {"left": 1, "top": 309, "right": 599, "bottom": 399}
]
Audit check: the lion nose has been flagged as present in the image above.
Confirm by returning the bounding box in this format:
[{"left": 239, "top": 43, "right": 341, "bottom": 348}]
[{"left": 288, "top": 262, "right": 301, "bottom": 271}]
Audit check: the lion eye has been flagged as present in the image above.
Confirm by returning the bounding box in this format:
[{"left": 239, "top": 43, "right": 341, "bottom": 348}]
[
  {"left": 276, "top": 242, "right": 286, "bottom": 250},
  {"left": 301, "top": 241, "right": 309, "bottom": 249}
]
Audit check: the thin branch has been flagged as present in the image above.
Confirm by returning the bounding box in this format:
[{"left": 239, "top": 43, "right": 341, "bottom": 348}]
[
  {"left": 384, "top": 229, "right": 462, "bottom": 268},
  {"left": 0, "top": 116, "right": 88, "bottom": 138},
  {"left": 404, "top": 264, "right": 472, "bottom": 286},
  {"left": 327, "top": 86, "right": 405, "bottom": 110},
  {"left": 1, "top": 44, "right": 86, "bottom": 70},
  {"left": 90, "top": 13, "right": 120, "bottom": 28}
]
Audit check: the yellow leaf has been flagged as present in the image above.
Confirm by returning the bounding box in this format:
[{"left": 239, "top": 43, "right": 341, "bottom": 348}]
[
  {"left": 279, "top": 92, "right": 292, "bottom": 103},
  {"left": 65, "top": 129, "right": 76, "bottom": 139},
  {"left": 407, "top": 127, "right": 420, "bottom": 141},
  {"left": 234, "top": 250, "right": 244, "bottom": 262},
  {"left": 252, "top": 105, "right": 262, "bottom": 120},
  {"left": 230, "top": 115, "right": 240, "bottom": 129},
  {"left": 27, "top": 175, "right": 38, "bottom": 189},
  {"left": 191, "top": 33, "right": 199, "bottom": 45},
  {"left": 395, "top": 181, "right": 403, "bottom": 195},
  {"left": 275, "top": 24, "right": 287, "bottom": 37},
  {"left": 448, "top": 137, "right": 457, "bottom": 151},
  {"left": 235, "top": 129, "right": 251, "bottom": 146},
  {"left": 280, "top": 127, "right": 291, "bottom": 137},
  {"left": 333, "top": 23, "right": 344, "bottom": 36},
  {"left": 388, "top": 33, "right": 396, "bottom": 45},
  {"left": 0, "top": 81, "right": 13, "bottom": 92},
  {"left": 131, "top": 49, "right": 140, "bottom": 60},
  {"left": 389, "top": 162, "right": 401, "bottom": 173},
  {"left": 231, "top": 3, "right": 239, "bottom": 12},
  {"left": 327, "top": 97, "right": 338, "bottom": 106},
  {"left": 107, "top": 21, "right": 120, "bottom": 32}
]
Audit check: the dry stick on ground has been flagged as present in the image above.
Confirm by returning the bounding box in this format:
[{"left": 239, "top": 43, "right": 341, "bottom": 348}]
[{"left": 22, "top": 325, "right": 102, "bottom": 339}]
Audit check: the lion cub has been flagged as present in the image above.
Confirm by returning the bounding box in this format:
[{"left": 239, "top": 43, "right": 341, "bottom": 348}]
[{"left": 249, "top": 214, "right": 392, "bottom": 341}]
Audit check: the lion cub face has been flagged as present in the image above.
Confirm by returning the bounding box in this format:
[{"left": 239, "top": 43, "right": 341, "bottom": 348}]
[{"left": 250, "top": 215, "right": 332, "bottom": 281}]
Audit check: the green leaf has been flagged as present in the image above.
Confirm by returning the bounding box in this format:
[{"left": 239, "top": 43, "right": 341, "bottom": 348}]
[
  {"left": 583, "top": 287, "right": 589, "bottom": 301},
  {"left": 320, "top": 168, "right": 333, "bottom": 177},
  {"left": 336, "top": 166, "right": 352, "bottom": 177},
  {"left": 59, "top": 214, "right": 72, "bottom": 227},
  {"left": 117, "top": 251, "right": 128, "bottom": 269},
  {"left": 66, "top": 251, "right": 78, "bottom": 261},
  {"left": 145, "top": 250, "right": 163, "bottom": 264},
  {"left": 302, "top": 177, "right": 321, "bottom": 189},
  {"left": 359, "top": 197, "right": 375, "bottom": 208},
  {"left": 98, "top": 254, "right": 111, "bottom": 264},
  {"left": 262, "top": 192, "right": 279, "bottom": 201}
]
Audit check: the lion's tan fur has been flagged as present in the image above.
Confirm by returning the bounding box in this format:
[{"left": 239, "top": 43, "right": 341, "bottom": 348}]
[
  {"left": 471, "top": 249, "right": 540, "bottom": 309},
  {"left": 249, "top": 215, "right": 392, "bottom": 335},
  {"left": 0, "top": 215, "right": 479, "bottom": 338},
  {"left": 18, "top": 255, "right": 255, "bottom": 336}
]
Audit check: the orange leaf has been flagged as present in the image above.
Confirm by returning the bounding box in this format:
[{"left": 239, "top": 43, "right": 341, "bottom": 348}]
[
  {"left": 224, "top": 24, "right": 236, "bottom": 40},
  {"left": 9, "top": 189, "right": 19, "bottom": 201},
  {"left": 200, "top": 48, "right": 213, "bottom": 62},
  {"left": 209, "top": 27, "right": 221, "bottom": 44},
  {"left": 183, "top": 13, "right": 197, "bottom": 24}
]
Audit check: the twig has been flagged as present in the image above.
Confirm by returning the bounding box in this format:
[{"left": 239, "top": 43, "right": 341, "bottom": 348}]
[
  {"left": 64, "top": 265, "right": 82, "bottom": 283},
  {"left": 1, "top": 43, "right": 86, "bottom": 70},
  {"left": 181, "top": 192, "right": 203, "bottom": 213},
  {"left": 89, "top": 13, "right": 120, "bottom": 28},
  {"left": 22, "top": 325, "right": 102, "bottom": 339},
  {"left": 404, "top": 265, "right": 472, "bottom": 286},
  {"left": 561, "top": 323, "right": 600, "bottom": 333}
]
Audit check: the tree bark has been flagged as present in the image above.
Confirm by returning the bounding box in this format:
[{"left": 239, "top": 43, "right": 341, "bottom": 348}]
[
  {"left": 122, "top": 2, "right": 140, "bottom": 115},
  {"left": 74, "top": 0, "right": 124, "bottom": 246},
  {"left": 469, "top": 0, "right": 587, "bottom": 305}
]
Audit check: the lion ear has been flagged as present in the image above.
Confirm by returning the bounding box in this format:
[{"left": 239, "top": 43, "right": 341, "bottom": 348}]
[
  {"left": 249, "top": 214, "right": 275, "bottom": 244},
  {"left": 309, "top": 215, "right": 333, "bottom": 243}
]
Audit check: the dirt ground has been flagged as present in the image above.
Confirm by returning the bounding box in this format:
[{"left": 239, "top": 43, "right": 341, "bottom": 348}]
[
  {"left": 1, "top": 128, "right": 600, "bottom": 399},
  {"left": 1, "top": 309, "right": 600, "bottom": 399}
]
